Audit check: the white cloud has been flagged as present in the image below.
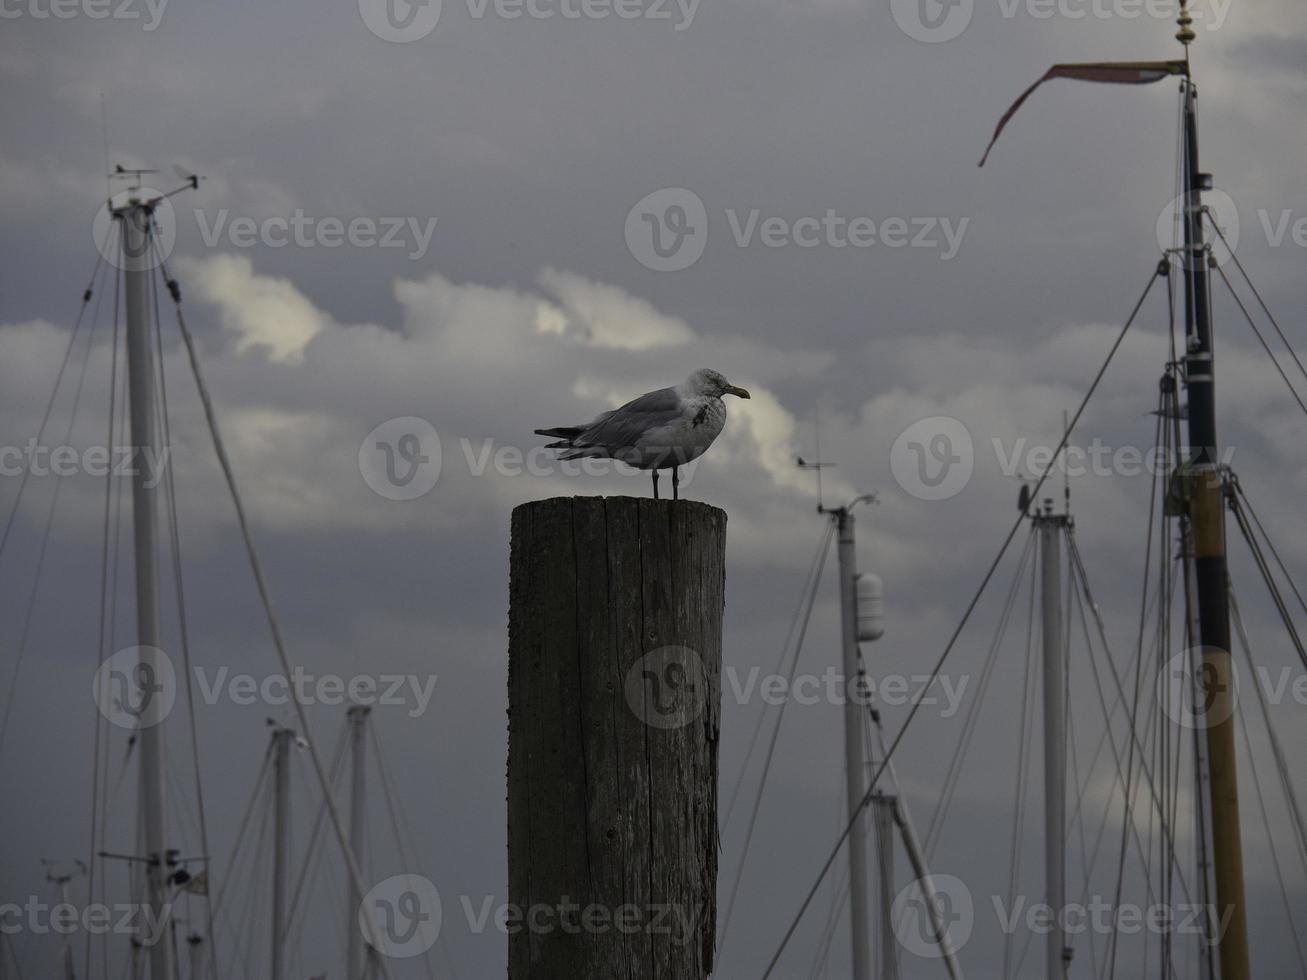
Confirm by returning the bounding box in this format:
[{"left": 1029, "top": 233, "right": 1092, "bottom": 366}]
[{"left": 179, "top": 254, "right": 328, "bottom": 364}]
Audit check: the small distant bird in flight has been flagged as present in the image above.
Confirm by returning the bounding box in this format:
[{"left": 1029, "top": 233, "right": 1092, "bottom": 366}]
[{"left": 535, "top": 368, "right": 751, "bottom": 499}]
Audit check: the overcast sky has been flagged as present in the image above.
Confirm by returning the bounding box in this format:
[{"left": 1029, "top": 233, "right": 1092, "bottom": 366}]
[{"left": 2, "top": 0, "right": 1306, "bottom": 976}]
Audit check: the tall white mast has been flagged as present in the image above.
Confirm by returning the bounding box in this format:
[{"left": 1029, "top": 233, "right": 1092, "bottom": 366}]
[
  {"left": 346, "top": 705, "right": 372, "bottom": 980},
  {"left": 1035, "top": 502, "right": 1069, "bottom": 979},
  {"left": 835, "top": 507, "right": 872, "bottom": 980},
  {"left": 271, "top": 726, "right": 294, "bottom": 980},
  {"left": 118, "top": 197, "right": 175, "bottom": 980}
]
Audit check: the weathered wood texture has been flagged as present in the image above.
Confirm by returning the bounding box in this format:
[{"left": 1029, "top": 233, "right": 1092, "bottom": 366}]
[{"left": 508, "top": 496, "right": 725, "bottom": 980}]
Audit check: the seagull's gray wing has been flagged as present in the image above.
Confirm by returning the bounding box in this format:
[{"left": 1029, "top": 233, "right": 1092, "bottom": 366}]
[{"left": 575, "top": 386, "right": 684, "bottom": 452}]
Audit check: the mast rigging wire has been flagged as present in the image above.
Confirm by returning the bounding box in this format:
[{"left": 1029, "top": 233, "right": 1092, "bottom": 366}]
[
  {"left": 758, "top": 264, "right": 1164, "bottom": 979},
  {"left": 148, "top": 228, "right": 222, "bottom": 980},
  {"left": 86, "top": 236, "right": 123, "bottom": 980},
  {"left": 1105, "top": 393, "right": 1167, "bottom": 980},
  {"left": 721, "top": 521, "right": 838, "bottom": 830},
  {"left": 717, "top": 519, "right": 835, "bottom": 960},
  {"left": 0, "top": 251, "right": 111, "bottom": 751},
  {"left": 1204, "top": 212, "right": 1307, "bottom": 391},
  {"left": 1228, "top": 589, "right": 1307, "bottom": 974},
  {"left": 152, "top": 243, "right": 397, "bottom": 980}
]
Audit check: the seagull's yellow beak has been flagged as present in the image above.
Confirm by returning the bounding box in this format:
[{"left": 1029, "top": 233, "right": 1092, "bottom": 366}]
[{"left": 725, "top": 385, "right": 751, "bottom": 399}]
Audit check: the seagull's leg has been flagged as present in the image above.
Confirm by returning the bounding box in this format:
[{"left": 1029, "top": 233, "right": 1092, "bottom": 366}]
[
  {"left": 652, "top": 470, "right": 659, "bottom": 499},
  {"left": 672, "top": 465, "right": 679, "bottom": 500}
]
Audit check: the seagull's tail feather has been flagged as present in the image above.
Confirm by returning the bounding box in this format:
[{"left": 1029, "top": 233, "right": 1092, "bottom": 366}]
[
  {"left": 534, "top": 426, "right": 586, "bottom": 442},
  {"left": 535, "top": 425, "right": 606, "bottom": 456},
  {"left": 556, "top": 446, "right": 609, "bottom": 460}
]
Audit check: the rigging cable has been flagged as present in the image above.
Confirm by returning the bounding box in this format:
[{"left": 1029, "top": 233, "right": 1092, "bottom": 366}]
[
  {"left": 1225, "top": 514, "right": 1307, "bottom": 870},
  {"left": 923, "top": 530, "right": 1038, "bottom": 859},
  {"left": 372, "top": 717, "right": 453, "bottom": 980},
  {"left": 1228, "top": 588, "right": 1307, "bottom": 974},
  {"left": 717, "top": 519, "right": 835, "bottom": 959},
  {"left": 85, "top": 235, "right": 122, "bottom": 980},
  {"left": 209, "top": 739, "right": 274, "bottom": 951},
  {"left": 0, "top": 249, "right": 110, "bottom": 751},
  {"left": 1203, "top": 212, "right": 1307, "bottom": 390},
  {"left": 1105, "top": 394, "right": 1167, "bottom": 980},
  {"left": 758, "top": 263, "right": 1165, "bottom": 979},
  {"left": 148, "top": 227, "right": 222, "bottom": 980},
  {"left": 1001, "top": 537, "right": 1041, "bottom": 980},
  {"left": 283, "top": 722, "right": 349, "bottom": 936},
  {"left": 1066, "top": 531, "right": 1196, "bottom": 912},
  {"left": 721, "top": 520, "right": 838, "bottom": 830},
  {"left": 1208, "top": 260, "right": 1307, "bottom": 421},
  {"left": 154, "top": 246, "right": 397, "bottom": 980},
  {"left": 1229, "top": 479, "right": 1307, "bottom": 621},
  {"left": 1226, "top": 476, "right": 1307, "bottom": 673}
]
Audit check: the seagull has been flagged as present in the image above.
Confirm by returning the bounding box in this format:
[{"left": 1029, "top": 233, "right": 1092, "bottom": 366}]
[{"left": 534, "top": 368, "right": 751, "bottom": 500}]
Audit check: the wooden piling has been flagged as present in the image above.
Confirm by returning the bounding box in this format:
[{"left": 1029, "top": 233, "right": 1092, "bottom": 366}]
[{"left": 508, "top": 496, "right": 725, "bottom": 980}]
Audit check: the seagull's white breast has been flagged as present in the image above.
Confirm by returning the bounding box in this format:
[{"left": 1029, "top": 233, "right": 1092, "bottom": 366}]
[{"left": 634, "top": 394, "right": 727, "bottom": 468}]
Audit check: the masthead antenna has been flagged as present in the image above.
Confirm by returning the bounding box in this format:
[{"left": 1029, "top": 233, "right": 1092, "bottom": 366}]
[
  {"left": 797, "top": 404, "right": 836, "bottom": 512},
  {"left": 1176, "top": 0, "right": 1195, "bottom": 49}
]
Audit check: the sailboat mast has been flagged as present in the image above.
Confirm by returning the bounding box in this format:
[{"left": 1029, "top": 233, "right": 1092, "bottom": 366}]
[
  {"left": 1176, "top": 6, "right": 1250, "bottom": 975},
  {"left": 271, "top": 727, "right": 293, "bottom": 980},
  {"left": 1035, "top": 505, "right": 1069, "bottom": 979},
  {"left": 119, "top": 199, "right": 176, "bottom": 980},
  {"left": 346, "top": 705, "right": 371, "bottom": 980},
  {"left": 835, "top": 508, "right": 872, "bottom": 980},
  {"left": 872, "top": 793, "right": 898, "bottom": 980}
]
